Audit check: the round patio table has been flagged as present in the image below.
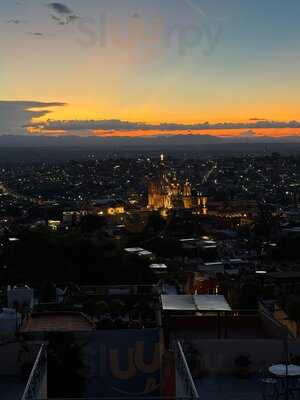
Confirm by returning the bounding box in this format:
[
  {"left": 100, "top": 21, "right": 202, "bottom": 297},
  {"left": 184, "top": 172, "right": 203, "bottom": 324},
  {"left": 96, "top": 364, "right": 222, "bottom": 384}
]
[{"left": 269, "top": 364, "right": 300, "bottom": 377}]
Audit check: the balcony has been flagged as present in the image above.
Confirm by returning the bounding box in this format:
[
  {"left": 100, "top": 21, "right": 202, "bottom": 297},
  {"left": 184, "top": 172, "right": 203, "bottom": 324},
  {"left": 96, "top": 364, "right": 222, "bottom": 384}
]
[
  {"left": 0, "top": 342, "right": 46, "bottom": 400},
  {"left": 21, "top": 344, "right": 47, "bottom": 400},
  {"left": 195, "top": 374, "right": 262, "bottom": 400},
  {"left": 18, "top": 339, "right": 198, "bottom": 400},
  {"left": 0, "top": 375, "right": 25, "bottom": 400},
  {"left": 174, "top": 341, "right": 199, "bottom": 399}
]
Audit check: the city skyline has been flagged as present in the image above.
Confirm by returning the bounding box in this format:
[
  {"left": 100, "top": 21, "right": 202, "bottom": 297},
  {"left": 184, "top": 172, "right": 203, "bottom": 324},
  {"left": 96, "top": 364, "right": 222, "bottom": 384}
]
[{"left": 1, "top": 0, "right": 300, "bottom": 139}]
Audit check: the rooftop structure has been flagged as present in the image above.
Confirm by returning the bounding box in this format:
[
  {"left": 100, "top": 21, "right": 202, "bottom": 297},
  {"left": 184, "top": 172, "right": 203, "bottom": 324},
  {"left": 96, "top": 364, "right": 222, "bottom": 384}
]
[
  {"left": 161, "top": 295, "right": 232, "bottom": 312},
  {"left": 150, "top": 263, "right": 168, "bottom": 270},
  {"left": 7, "top": 285, "right": 34, "bottom": 310},
  {"left": 124, "top": 247, "right": 145, "bottom": 253},
  {"left": 0, "top": 342, "right": 45, "bottom": 400},
  {"left": 0, "top": 308, "right": 22, "bottom": 335},
  {"left": 124, "top": 247, "right": 155, "bottom": 259},
  {"left": 20, "top": 312, "right": 94, "bottom": 333},
  {"left": 147, "top": 157, "right": 206, "bottom": 212}
]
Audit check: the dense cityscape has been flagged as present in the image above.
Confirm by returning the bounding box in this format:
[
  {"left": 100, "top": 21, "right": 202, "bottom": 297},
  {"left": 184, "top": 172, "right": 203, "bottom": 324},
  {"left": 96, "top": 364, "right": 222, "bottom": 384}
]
[{"left": 1, "top": 153, "right": 300, "bottom": 398}]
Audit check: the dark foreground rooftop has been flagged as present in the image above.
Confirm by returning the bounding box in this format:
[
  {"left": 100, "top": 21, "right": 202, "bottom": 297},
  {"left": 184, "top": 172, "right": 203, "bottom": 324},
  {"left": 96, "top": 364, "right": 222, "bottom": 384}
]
[
  {"left": 20, "top": 312, "right": 94, "bottom": 333},
  {"left": 0, "top": 376, "right": 25, "bottom": 400},
  {"left": 195, "top": 375, "right": 262, "bottom": 400}
]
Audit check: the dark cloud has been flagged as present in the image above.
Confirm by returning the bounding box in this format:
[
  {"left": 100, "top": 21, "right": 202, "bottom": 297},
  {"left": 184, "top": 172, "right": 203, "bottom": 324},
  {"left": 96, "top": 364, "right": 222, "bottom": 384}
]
[
  {"left": 47, "top": 2, "right": 79, "bottom": 25},
  {"left": 51, "top": 14, "right": 79, "bottom": 25},
  {"left": 7, "top": 19, "right": 27, "bottom": 24},
  {"left": 239, "top": 130, "right": 257, "bottom": 137},
  {"left": 2, "top": 101, "right": 299, "bottom": 140},
  {"left": 28, "top": 119, "right": 300, "bottom": 133},
  {"left": 0, "top": 101, "right": 65, "bottom": 135},
  {"left": 68, "top": 15, "right": 79, "bottom": 22},
  {"left": 28, "top": 32, "right": 44, "bottom": 37},
  {"left": 249, "top": 118, "right": 268, "bottom": 121},
  {"left": 47, "top": 2, "right": 72, "bottom": 14}
]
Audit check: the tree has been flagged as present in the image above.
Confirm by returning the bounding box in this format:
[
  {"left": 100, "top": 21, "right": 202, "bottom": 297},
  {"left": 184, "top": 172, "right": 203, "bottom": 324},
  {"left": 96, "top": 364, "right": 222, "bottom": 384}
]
[
  {"left": 5, "top": 228, "right": 122, "bottom": 285},
  {"left": 272, "top": 236, "right": 300, "bottom": 262},
  {"left": 239, "top": 281, "right": 259, "bottom": 310},
  {"left": 252, "top": 204, "right": 280, "bottom": 241},
  {"left": 80, "top": 214, "right": 106, "bottom": 234},
  {"left": 146, "top": 213, "right": 166, "bottom": 233},
  {"left": 110, "top": 299, "right": 125, "bottom": 317},
  {"left": 40, "top": 281, "right": 57, "bottom": 303},
  {"left": 287, "top": 297, "right": 300, "bottom": 337},
  {"left": 96, "top": 300, "right": 109, "bottom": 317},
  {"left": 47, "top": 332, "right": 87, "bottom": 398},
  {"left": 148, "top": 238, "right": 184, "bottom": 259}
]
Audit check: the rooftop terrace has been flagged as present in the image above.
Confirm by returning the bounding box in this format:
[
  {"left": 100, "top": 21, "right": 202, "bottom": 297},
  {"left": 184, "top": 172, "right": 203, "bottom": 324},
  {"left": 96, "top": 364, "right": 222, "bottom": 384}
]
[
  {"left": 195, "top": 375, "right": 261, "bottom": 400},
  {"left": 20, "top": 312, "right": 94, "bottom": 333},
  {"left": 0, "top": 376, "right": 25, "bottom": 400}
]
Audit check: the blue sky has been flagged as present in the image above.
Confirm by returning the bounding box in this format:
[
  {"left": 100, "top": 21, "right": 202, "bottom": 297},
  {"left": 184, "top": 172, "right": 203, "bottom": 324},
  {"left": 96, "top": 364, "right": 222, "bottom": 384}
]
[{"left": 1, "top": 0, "right": 300, "bottom": 138}]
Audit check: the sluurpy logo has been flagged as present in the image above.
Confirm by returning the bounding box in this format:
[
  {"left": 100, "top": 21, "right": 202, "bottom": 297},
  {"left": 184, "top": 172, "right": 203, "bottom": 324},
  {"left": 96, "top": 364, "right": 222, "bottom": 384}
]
[
  {"left": 182, "top": 0, "right": 223, "bottom": 56},
  {"left": 90, "top": 330, "right": 161, "bottom": 397},
  {"left": 110, "top": 340, "right": 160, "bottom": 396},
  {"left": 75, "top": 0, "right": 223, "bottom": 64}
]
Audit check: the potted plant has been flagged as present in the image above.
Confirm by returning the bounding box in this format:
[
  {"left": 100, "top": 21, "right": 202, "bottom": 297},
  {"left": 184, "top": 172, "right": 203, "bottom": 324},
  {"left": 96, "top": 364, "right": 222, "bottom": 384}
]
[
  {"left": 235, "top": 354, "right": 252, "bottom": 378},
  {"left": 291, "top": 355, "right": 300, "bottom": 366}
]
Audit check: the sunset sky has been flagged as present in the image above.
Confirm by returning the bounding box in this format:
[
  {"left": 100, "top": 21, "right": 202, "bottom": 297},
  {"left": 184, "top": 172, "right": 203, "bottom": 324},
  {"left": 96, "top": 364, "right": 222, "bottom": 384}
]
[{"left": 1, "top": 0, "right": 300, "bottom": 138}]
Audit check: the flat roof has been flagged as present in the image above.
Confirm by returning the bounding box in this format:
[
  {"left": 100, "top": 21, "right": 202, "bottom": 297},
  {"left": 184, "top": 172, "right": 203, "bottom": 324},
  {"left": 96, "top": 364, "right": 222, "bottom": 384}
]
[
  {"left": 267, "top": 272, "right": 300, "bottom": 279},
  {"left": 204, "top": 262, "right": 223, "bottom": 266},
  {"left": 161, "top": 295, "right": 196, "bottom": 311},
  {"left": 150, "top": 263, "right": 168, "bottom": 269},
  {"left": 193, "top": 295, "right": 232, "bottom": 311},
  {"left": 161, "top": 295, "right": 232, "bottom": 312},
  {"left": 0, "top": 377, "right": 25, "bottom": 400},
  {"left": 124, "top": 247, "right": 145, "bottom": 253},
  {"left": 283, "top": 227, "right": 300, "bottom": 232},
  {"left": 20, "top": 312, "right": 94, "bottom": 333},
  {"left": 138, "top": 250, "right": 153, "bottom": 256}
]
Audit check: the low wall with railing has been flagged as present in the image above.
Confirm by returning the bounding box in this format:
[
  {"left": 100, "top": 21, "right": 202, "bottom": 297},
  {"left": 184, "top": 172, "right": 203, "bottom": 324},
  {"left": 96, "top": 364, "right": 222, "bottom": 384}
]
[
  {"left": 173, "top": 341, "right": 199, "bottom": 399},
  {"left": 21, "top": 344, "right": 47, "bottom": 400},
  {"left": 0, "top": 341, "right": 40, "bottom": 376},
  {"left": 259, "top": 302, "right": 295, "bottom": 339},
  {"left": 181, "top": 339, "right": 300, "bottom": 376}
]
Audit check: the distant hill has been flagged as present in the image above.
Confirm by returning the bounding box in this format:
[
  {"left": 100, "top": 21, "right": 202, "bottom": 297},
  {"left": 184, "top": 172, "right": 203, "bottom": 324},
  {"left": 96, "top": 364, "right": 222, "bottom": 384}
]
[{"left": 0, "top": 135, "right": 300, "bottom": 161}]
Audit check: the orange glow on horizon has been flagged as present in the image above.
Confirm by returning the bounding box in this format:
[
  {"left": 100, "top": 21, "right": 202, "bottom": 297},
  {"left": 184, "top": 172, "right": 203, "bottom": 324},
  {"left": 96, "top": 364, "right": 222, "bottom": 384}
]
[
  {"left": 27, "top": 127, "right": 300, "bottom": 138},
  {"left": 92, "top": 128, "right": 300, "bottom": 137},
  {"left": 25, "top": 103, "right": 300, "bottom": 138}
]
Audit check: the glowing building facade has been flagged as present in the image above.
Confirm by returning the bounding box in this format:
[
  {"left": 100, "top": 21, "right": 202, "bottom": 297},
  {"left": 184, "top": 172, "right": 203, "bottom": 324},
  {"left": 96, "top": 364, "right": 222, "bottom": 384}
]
[{"left": 148, "top": 155, "right": 207, "bottom": 212}]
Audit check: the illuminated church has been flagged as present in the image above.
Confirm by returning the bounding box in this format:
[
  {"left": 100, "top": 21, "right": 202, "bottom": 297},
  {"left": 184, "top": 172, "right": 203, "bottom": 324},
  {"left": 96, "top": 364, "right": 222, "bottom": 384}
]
[{"left": 148, "top": 154, "right": 207, "bottom": 213}]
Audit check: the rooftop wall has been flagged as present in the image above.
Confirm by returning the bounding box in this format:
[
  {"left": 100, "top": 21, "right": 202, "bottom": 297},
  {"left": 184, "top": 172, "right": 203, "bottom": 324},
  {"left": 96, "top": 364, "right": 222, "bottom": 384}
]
[
  {"left": 180, "top": 339, "right": 300, "bottom": 376},
  {"left": 168, "top": 315, "right": 271, "bottom": 339},
  {"left": 0, "top": 342, "right": 40, "bottom": 376}
]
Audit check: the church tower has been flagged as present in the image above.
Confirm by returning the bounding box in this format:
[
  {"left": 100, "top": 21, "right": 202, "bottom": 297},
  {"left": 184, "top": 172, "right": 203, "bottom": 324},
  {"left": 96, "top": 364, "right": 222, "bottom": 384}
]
[{"left": 183, "top": 180, "right": 192, "bottom": 209}]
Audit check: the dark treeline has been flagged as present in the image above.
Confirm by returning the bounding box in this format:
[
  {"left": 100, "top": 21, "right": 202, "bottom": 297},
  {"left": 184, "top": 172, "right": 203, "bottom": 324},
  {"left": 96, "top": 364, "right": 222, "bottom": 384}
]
[{"left": 1, "top": 218, "right": 155, "bottom": 286}]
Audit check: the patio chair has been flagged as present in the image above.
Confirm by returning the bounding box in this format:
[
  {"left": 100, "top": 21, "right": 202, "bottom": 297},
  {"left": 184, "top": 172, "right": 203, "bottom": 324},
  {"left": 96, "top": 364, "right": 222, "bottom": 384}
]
[
  {"left": 288, "top": 378, "right": 300, "bottom": 400},
  {"left": 259, "top": 369, "right": 279, "bottom": 400}
]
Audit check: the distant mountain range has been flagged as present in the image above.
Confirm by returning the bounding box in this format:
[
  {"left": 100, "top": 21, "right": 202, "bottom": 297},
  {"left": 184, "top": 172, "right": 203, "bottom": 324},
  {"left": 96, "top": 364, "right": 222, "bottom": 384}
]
[
  {"left": 0, "top": 134, "right": 300, "bottom": 147},
  {"left": 0, "top": 135, "right": 300, "bottom": 161}
]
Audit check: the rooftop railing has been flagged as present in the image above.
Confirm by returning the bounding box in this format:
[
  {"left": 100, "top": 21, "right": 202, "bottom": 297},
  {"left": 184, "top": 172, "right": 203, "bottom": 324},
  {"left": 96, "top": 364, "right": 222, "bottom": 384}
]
[
  {"left": 35, "top": 396, "right": 197, "bottom": 400},
  {"left": 21, "top": 340, "right": 198, "bottom": 400},
  {"left": 21, "top": 344, "right": 47, "bottom": 400},
  {"left": 173, "top": 341, "right": 199, "bottom": 399}
]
